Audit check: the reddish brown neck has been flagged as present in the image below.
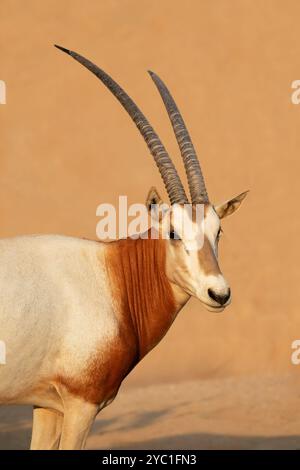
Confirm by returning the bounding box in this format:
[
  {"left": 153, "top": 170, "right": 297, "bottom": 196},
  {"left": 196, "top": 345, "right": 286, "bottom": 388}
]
[{"left": 106, "top": 236, "right": 178, "bottom": 359}]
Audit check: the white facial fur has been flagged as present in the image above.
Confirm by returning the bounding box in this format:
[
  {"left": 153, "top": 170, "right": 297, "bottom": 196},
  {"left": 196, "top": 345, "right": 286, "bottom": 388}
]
[{"left": 161, "top": 204, "right": 231, "bottom": 312}]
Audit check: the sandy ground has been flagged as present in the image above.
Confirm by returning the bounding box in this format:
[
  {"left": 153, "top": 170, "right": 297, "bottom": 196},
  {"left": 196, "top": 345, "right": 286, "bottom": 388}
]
[{"left": 0, "top": 375, "right": 300, "bottom": 450}]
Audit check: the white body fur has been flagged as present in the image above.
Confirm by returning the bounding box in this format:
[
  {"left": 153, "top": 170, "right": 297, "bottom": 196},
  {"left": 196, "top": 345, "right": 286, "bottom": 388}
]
[{"left": 0, "top": 235, "right": 116, "bottom": 410}]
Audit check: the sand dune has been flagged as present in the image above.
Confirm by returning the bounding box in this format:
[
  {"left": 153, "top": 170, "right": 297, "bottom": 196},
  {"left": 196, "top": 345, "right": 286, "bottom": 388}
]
[{"left": 1, "top": 0, "right": 300, "bottom": 385}]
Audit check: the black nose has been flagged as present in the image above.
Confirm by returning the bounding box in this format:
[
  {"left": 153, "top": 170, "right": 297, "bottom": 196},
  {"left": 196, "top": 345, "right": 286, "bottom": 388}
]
[{"left": 208, "top": 288, "right": 231, "bottom": 306}]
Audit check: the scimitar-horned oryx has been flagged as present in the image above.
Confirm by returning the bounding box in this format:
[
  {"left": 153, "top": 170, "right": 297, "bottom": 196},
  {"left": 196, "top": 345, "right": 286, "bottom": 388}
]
[{"left": 0, "top": 45, "right": 248, "bottom": 449}]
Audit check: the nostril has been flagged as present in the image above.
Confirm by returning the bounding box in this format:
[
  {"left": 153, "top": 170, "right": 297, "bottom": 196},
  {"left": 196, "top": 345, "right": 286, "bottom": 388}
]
[
  {"left": 208, "top": 288, "right": 231, "bottom": 306},
  {"left": 223, "top": 288, "right": 231, "bottom": 304},
  {"left": 208, "top": 288, "right": 218, "bottom": 302}
]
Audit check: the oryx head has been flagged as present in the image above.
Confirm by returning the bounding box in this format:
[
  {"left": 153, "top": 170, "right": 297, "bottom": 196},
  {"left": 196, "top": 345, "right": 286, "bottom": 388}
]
[{"left": 55, "top": 45, "right": 248, "bottom": 312}]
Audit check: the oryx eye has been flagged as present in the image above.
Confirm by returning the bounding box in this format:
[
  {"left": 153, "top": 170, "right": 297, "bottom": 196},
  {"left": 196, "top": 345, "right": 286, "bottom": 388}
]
[
  {"left": 217, "top": 227, "right": 222, "bottom": 240},
  {"left": 169, "top": 230, "right": 180, "bottom": 240}
]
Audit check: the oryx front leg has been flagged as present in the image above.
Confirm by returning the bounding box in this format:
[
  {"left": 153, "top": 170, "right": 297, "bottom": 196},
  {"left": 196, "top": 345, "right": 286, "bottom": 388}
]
[
  {"left": 59, "top": 397, "right": 99, "bottom": 450},
  {"left": 30, "top": 406, "right": 63, "bottom": 450}
]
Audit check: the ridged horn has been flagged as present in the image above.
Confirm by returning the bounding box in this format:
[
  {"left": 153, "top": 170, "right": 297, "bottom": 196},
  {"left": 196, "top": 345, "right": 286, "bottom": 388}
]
[
  {"left": 148, "top": 71, "right": 209, "bottom": 204},
  {"left": 54, "top": 45, "right": 188, "bottom": 205}
]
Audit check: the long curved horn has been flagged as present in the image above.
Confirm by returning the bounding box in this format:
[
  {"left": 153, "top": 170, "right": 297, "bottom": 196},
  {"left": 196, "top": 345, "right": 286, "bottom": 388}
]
[
  {"left": 54, "top": 45, "right": 188, "bottom": 205},
  {"left": 148, "top": 71, "right": 209, "bottom": 204}
]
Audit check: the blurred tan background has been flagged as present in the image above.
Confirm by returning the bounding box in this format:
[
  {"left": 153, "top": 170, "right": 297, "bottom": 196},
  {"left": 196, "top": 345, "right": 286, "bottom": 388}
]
[{"left": 1, "top": 0, "right": 300, "bottom": 391}]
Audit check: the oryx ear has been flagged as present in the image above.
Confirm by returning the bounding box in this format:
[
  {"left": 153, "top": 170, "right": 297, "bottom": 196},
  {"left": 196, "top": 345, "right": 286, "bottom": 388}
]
[
  {"left": 146, "top": 187, "right": 163, "bottom": 212},
  {"left": 215, "top": 190, "right": 249, "bottom": 219}
]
